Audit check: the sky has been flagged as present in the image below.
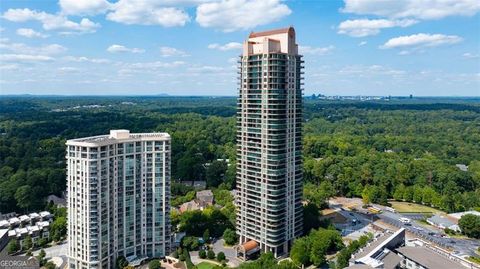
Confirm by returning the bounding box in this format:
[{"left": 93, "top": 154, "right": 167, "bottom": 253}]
[{"left": 0, "top": 0, "right": 479, "bottom": 96}]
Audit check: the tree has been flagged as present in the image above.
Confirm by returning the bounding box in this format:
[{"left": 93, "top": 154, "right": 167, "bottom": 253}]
[
  {"left": 458, "top": 214, "right": 480, "bottom": 239},
  {"left": 290, "top": 237, "right": 310, "bottom": 266},
  {"left": 15, "top": 185, "right": 33, "bottom": 210},
  {"left": 207, "top": 249, "right": 215, "bottom": 260},
  {"left": 199, "top": 249, "right": 207, "bottom": 259},
  {"left": 182, "top": 236, "right": 200, "bottom": 250},
  {"left": 116, "top": 256, "right": 128, "bottom": 269},
  {"left": 223, "top": 228, "right": 237, "bottom": 246},
  {"left": 7, "top": 240, "right": 19, "bottom": 254},
  {"left": 393, "top": 184, "right": 405, "bottom": 201},
  {"left": 24, "top": 235, "right": 33, "bottom": 250},
  {"left": 38, "top": 249, "right": 47, "bottom": 266},
  {"left": 51, "top": 216, "right": 67, "bottom": 241},
  {"left": 148, "top": 260, "right": 162, "bottom": 269},
  {"left": 37, "top": 237, "right": 48, "bottom": 248},
  {"left": 216, "top": 251, "right": 225, "bottom": 262},
  {"left": 44, "top": 261, "right": 56, "bottom": 269},
  {"left": 205, "top": 160, "right": 228, "bottom": 187},
  {"left": 203, "top": 229, "right": 210, "bottom": 243},
  {"left": 303, "top": 203, "right": 322, "bottom": 234}
]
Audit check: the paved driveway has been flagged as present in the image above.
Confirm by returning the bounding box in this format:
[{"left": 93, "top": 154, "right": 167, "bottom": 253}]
[{"left": 211, "top": 239, "right": 240, "bottom": 267}]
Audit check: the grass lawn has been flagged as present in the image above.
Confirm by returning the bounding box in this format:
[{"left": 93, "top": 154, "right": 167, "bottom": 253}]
[
  {"left": 390, "top": 201, "right": 444, "bottom": 214},
  {"left": 197, "top": 261, "right": 217, "bottom": 269}
]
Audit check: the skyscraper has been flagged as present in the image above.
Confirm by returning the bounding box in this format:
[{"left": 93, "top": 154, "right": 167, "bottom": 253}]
[
  {"left": 66, "top": 130, "right": 171, "bottom": 269},
  {"left": 236, "top": 27, "right": 304, "bottom": 257}
]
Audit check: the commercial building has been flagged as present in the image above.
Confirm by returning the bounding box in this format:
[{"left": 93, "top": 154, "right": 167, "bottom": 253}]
[
  {"left": 66, "top": 130, "right": 171, "bottom": 269},
  {"left": 236, "top": 27, "right": 304, "bottom": 258},
  {"left": 347, "top": 228, "right": 470, "bottom": 269}
]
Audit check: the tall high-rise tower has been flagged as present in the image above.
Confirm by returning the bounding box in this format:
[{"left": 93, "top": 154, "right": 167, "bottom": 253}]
[
  {"left": 236, "top": 27, "right": 304, "bottom": 257},
  {"left": 66, "top": 130, "right": 171, "bottom": 269}
]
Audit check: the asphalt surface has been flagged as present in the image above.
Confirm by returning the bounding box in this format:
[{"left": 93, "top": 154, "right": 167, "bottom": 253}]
[
  {"left": 330, "top": 201, "right": 480, "bottom": 258},
  {"left": 377, "top": 210, "right": 480, "bottom": 257}
]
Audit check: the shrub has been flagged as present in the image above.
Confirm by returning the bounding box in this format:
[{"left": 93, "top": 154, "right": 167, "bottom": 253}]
[
  {"left": 216, "top": 252, "right": 225, "bottom": 262},
  {"left": 148, "top": 260, "right": 162, "bottom": 269},
  {"left": 199, "top": 249, "right": 207, "bottom": 259},
  {"left": 207, "top": 249, "right": 215, "bottom": 260}
]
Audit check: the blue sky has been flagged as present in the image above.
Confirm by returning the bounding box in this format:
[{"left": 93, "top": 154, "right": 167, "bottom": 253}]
[{"left": 0, "top": 0, "right": 479, "bottom": 96}]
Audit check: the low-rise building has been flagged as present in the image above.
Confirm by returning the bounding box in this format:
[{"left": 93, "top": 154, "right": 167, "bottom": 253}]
[
  {"left": 0, "top": 229, "right": 8, "bottom": 251},
  {"left": 196, "top": 190, "right": 214, "bottom": 207},
  {"left": 346, "top": 227, "right": 471, "bottom": 269},
  {"left": 8, "top": 217, "right": 21, "bottom": 227},
  {"left": 449, "top": 210, "right": 480, "bottom": 220},
  {"left": 19, "top": 215, "right": 31, "bottom": 224},
  {"left": 396, "top": 246, "right": 464, "bottom": 269},
  {"left": 427, "top": 214, "right": 460, "bottom": 232},
  {"left": 179, "top": 200, "right": 201, "bottom": 213},
  {"left": 46, "top": 194, "right": 67, "bottom": 208},
  {"left": 39, "top": 211, "right": 52, "bottom": 221}
]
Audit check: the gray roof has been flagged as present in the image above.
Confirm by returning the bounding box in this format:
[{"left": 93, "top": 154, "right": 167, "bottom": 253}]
[
  {"left": 382, "top": 251, "right": 402, "bottom": 269},
  {"left": 396, "top": 247, "right": 464, "bottom": 269},
  {"left": 346, "top": 265, "right": 373, "bottom": 269},
  {"left": 427, "top": 214, "right": 456, "bottom": 228},
  {"left": 196, "top": 190, "right": 213, "bottom": 201},
  {"left": 353, "top": 233, "right": 390, "bottom": 260}
]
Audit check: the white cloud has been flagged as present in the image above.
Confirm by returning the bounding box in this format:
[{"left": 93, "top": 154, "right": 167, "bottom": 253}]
[
  {"left": 196, "top": 0, "right": 291, "bottom": 32},
  {"left": 58, "top": 66, "right": 81, "bottom": 72},
  {"left": 59, "top": 0, "right": 111, "bottom": 15},
  {"left": 188, "top": 65, "right": 226, "bottom": 73},
  {"left": 0, "top": 41, "right": 67, "bottom": 55},
  {"left": 63, "top": 56, "right": 110, "bottom": 63},
  {"left": 208, "top": 42, "right": 242, "bottom": 51},
  {"left": 463, "top": 52, "right": 479, "bottom": 59},
  {"left": 381, "top": 33, "right": 463, "bottom": 49},
  {"left": 2, "top": 8, "right": 100, "bottom": 34},
  {"left": 338, "top": 19, "right": 417, "bottom": 37},
  {"left": 107, "top": 1, "right": 190, "bottom": 27},
  {"left": 0, "top": 54, "right": 53, "bottom": 62},
  {"left": 107, "top": 44, "right": 145, "bottom": 53},
  {"left": 299, "top": 45, "right": 334, "bottom": 55},
  {"left": 16, "top": 28, "right": 48, "bottom": 38},
  {"left": 159, "top": 46, "right": 189, "bottom": 57},
  {"left": 341, "top": 0, "right": 480, "bottom": 20},
  {"left": 358, "top": 41, "right": 367, "bottom": 46},
  {"left": 0, "top": 64, "right": 19, "bottom": 70}
]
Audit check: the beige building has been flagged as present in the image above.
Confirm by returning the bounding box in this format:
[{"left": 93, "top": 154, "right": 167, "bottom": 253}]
[
  {"left": 66, "top": 130, "right": 171, "bottom": 269},
  {"left": 236, "top": 27, "right": 304, "bottom": 258}
]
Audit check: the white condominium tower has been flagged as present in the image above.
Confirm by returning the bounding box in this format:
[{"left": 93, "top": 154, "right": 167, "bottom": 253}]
[
  {"left": 236, "top": 27, "right": 304, "bottom": 257},
  {"left": 66, "top": 130, "right": 171, "bottom": 269}
]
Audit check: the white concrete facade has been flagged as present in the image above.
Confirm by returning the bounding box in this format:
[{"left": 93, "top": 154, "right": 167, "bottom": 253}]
[
  {"left": 66, "top": 130, "right": 171, "bottom": 269},
  {"left": 236, "top": 27, "right": 304, "bottom": 257}
]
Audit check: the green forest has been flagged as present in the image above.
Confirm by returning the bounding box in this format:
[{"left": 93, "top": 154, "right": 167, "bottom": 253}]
[{"left": 0, "top": 96, "right": 479, "bottom": 214}]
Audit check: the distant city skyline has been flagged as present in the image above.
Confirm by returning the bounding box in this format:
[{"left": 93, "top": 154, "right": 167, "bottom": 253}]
[{"left": 0, "top": 0, "right": 479, "bottom": 96}]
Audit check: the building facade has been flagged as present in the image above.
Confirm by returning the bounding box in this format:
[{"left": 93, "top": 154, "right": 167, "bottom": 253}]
[
  {"left": 66, "top": 130, "right": 171, "bottom": 269},
  {"left": 236, "top": 27, "right": 304, "bottom": 257}
]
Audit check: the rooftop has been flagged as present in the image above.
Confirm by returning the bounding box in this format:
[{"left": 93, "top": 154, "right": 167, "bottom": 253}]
[
  {"left": 248, "top": 27, "right": 294, "bottom": 38},
  {"left": 427, "top": 214, "right": 457, "bottom": 227},
  {"left": 66, "top": 129, "right": 170, "bottom": 146},
  {"left": 241, "top": 240, "right": 259, "bottom": 252},
  {"left": 396, "top": 246, "right": 464, "bottom": 269},
  {"left": 449, "top": 210, "right": 480, "bottom": 220}
]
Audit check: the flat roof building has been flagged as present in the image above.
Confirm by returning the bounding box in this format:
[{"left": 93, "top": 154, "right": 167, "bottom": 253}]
[
  {"left": 66, "top": 130, "right": 171, "bottom": 269},
  {"left": 396, "top": 246, "right": 464, "bottom": 269}
]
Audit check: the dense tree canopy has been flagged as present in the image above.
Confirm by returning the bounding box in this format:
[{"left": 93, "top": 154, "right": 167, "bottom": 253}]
[{"left": 0, "top": 97, "right": 479, "bottom": 213}]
